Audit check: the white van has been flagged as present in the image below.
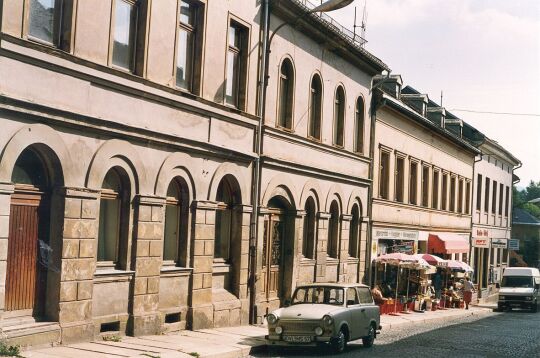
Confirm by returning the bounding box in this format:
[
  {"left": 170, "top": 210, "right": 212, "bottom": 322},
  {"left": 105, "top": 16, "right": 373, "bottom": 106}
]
[{"left": 497, "top": 267, "right": 540, "bottom": 312}]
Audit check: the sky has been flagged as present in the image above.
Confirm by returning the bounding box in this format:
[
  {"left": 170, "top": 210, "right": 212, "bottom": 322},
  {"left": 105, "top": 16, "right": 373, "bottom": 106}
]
[{"left": 329, "top": 0, "right": 540, "bottom": 187}]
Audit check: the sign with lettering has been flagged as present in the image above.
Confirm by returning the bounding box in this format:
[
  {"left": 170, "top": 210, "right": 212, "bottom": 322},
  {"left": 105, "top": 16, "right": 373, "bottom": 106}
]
[
  {"left": 472, "top": 238, "right": 489, "bottom": 248},
  {"left": 508, "top": 239, "right": 520, "bottom": 251},
  {"left": 474, "top": 228, "right": 490, "bottom": 238},
  {"left": 374, "top": 229, "right": 419, "bottom": 241},
  {"left": 491, "top": 238, "right": 508, "bottom": 249}
]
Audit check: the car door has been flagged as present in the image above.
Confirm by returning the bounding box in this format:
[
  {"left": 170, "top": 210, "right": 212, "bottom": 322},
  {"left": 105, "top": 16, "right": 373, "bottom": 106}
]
[
  {"left": 357, "top": 287, "right": 378, "bottom": 333},
  {"left": 345, "top": 288, "right": 363, "bottom": 339}
]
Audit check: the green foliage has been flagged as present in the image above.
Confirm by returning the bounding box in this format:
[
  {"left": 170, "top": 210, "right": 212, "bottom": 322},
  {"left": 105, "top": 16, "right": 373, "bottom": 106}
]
[
  {"left": 524, "top": 180, "right": 540, "bottom": 201},
  {"left": 514, "top": 182, "right": 540, "bottom": 219},
  {"left": 522, "top": 203, "right": 540, "bottom": 219},
  {"left": 518, "top": 236, "right": 540, "bottom": 267},
  {"left": 0, "top": 341, "right": 22, "bottom": 357}
]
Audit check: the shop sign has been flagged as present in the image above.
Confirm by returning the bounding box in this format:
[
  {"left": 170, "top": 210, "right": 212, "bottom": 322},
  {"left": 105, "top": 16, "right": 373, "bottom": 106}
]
[
  {"left": 491, "top": 238, "right": 507, "bottom": 249},
  {"left": 508, "top": 239, "right": 520, "bottom": 251},
  {"left": 472, "top": 238, "right": 489, "bottom": 248},
  {"left": 474, "top": 228, "right": 490, "bottom": 238},
  {"left": 390, "top": 241, "right": 415, "bottom": 254},
  {"left": 374, "top": 229, "right": 418, "bottom": 241}
]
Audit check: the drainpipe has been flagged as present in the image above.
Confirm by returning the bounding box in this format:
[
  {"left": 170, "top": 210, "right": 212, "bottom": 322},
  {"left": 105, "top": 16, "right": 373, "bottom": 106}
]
[
  {"left": 469, "top": 152, "right": 482, "bottom": 273},
  {"left": 248, "top": 0, "right": 270, "bottom": 325}
]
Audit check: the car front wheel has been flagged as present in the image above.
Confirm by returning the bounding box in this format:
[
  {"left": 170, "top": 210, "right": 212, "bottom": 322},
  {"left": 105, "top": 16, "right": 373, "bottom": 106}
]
[
  {"left": 331, "top": 329, "right": 347, "bottom": 354},
  {"left": 362, "top": 324, "right": 375, "bottom": 348}
]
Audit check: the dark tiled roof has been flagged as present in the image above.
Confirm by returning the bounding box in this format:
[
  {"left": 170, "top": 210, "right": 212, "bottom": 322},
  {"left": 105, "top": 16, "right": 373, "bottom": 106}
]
[{"left": 513, "top": 207, "right": 540, "bottom": 225}]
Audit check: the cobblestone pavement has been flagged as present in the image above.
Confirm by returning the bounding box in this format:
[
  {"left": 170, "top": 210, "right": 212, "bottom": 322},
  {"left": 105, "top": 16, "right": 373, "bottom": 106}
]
[{"left": 255, "top": 310, "right": 540, "bottom": 358}]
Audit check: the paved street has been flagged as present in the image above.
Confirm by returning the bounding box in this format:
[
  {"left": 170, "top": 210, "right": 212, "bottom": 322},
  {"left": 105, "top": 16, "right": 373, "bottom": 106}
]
[{"left": 255, "top": 310, "right": 540, "bottom": 358}]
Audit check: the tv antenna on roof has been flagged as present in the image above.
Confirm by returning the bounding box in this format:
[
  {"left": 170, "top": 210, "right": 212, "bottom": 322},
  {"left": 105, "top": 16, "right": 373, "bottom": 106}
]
[{"left": 353, "top": 0, "right": 368, "bottom": 47}]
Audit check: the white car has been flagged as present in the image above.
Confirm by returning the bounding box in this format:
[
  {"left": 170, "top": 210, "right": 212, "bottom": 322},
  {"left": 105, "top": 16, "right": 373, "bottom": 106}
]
[{"left": 266, "top": 283, "right": 381, "bottom": 353}]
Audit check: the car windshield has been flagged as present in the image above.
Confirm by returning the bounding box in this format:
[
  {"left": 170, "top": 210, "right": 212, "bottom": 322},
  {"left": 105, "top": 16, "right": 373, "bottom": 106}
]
[
  {"left": 292, "top": 286, "right": 344, "bottom": 306},
  {"left": 501, "top": 276, "right": 533, "bottom": 288}
]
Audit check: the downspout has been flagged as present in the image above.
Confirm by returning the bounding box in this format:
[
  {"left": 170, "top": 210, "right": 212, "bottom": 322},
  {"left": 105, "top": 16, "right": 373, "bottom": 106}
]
[
  {"left": 249, "top": 0, "right": 270, "bottom": 324},
  {"left": 469, "top": 152, "right": 483, "bottom": 283}
]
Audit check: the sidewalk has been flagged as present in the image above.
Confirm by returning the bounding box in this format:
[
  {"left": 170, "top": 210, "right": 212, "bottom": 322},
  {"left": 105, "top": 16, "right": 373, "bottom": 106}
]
[{"left": 23, "top": 307, "right": 492, "bottom": 358}]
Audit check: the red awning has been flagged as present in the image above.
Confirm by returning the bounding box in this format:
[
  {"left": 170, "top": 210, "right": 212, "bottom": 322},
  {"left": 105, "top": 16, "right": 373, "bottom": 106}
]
[{"left": 428, "top": 234, "right": 469, "bottom": 254}]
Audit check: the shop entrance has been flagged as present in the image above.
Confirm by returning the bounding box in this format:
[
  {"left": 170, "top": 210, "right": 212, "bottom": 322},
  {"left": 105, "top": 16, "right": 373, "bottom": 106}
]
[{"left": 261, "top": 209, "right": 285, "bottom": 305}]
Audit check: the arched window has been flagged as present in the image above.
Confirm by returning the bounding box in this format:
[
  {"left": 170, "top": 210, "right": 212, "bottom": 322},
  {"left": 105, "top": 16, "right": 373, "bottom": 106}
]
[
  {"left": 215, "top": 179, "right": 235, "bottom": 261},
  {"left": 349, "top": 204, "right": 361, "bottom": 257},
  {"left": 163, "top": 178, "right": 189, "bottom": 266},
  {"left": 327, "top": 201, "right": 340, "bottom": 258},
  {"left": 302, "top": 197, "right": 316, "bottom": 259},
  {"left": 277, "top": 58, "right": 294, "bottom": 130},
  {"left": 98, "top": 167, "right": 130, "bottom": 269},
  {"left": 355, "top": 97, "right": 365, "bottom": 153},
  {"left": 333, "top": 86, "right": 345, "bottom": 146},
  {"left": 308, "top": 74, "right": 322, "bottom": 140}
]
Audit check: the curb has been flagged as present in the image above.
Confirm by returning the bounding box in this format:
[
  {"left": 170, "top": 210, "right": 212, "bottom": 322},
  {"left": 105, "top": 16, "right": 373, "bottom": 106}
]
[{"left": 381, "top": 309, "right": 494, "bottom": 330}]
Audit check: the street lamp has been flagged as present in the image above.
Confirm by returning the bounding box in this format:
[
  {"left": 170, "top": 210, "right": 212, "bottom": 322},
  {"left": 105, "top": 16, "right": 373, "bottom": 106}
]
[{"left": 248, "top": 0, "right": 355, "bottom": 323}]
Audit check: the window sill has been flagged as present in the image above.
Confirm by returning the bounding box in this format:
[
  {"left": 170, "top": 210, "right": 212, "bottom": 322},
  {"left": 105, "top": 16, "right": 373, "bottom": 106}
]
[
  {"left": 94, "top": 268, "right": 135, "bottom": 277},
  {"left": 300, "top": 257, "right": 316, "bottom": 265},
  {"left": 213, "top": 260, "right": 231, "bottom": 274},
  {"left": 161, "top": 266, "right": 192, "bottom": 273},
  {"left": 326, "top": 256, "right": 339, "bottom": 264}
]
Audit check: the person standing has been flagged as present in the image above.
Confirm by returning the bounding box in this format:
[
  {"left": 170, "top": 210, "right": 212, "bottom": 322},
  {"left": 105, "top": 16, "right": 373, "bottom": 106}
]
[
  {"left": 433, "top": 270, "right": 442, "bottom": 300},
  {"left": 463, "top": 276, "right": 476, "bottom": 310}
]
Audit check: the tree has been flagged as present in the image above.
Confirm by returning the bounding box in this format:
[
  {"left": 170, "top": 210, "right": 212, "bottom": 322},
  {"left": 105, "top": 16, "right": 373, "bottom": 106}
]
[
  {"left": 513, "top": 181, "right": 540, "bottom": 219},
  {"left": 524, "top": 181, "right": 540, "bottom": 202}
]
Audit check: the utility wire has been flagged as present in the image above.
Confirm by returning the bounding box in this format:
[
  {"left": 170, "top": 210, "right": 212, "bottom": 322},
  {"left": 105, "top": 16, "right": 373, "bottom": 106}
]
[{"left": 449, "top": 109, "right": 540, "bottom": 117}]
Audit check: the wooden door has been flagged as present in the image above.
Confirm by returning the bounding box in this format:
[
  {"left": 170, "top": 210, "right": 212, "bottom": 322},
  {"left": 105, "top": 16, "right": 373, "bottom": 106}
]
[
  {"left": 261, "top": 213, "right": 284, "bottom": 302},
  {"left": 5, "top": 190, "right": 47, "bottom": 314}
]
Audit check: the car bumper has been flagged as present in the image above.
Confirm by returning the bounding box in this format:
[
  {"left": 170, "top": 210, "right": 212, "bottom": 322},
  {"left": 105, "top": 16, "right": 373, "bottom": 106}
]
[
  {"left": 266, "top": 334, "right": 332, "bottom": 346},
  {"left": 498, "top": 300, "right": 535, "bottom": 309}
]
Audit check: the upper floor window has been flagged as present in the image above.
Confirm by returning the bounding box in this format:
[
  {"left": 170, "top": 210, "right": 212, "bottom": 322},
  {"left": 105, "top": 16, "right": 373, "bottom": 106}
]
[
  {"left": 111, "top": 0, "right": 138, "bottom": 71},
  {"left": 175, "top": 0, "right": 203, "bottom": 93},
  {"left": 442, "top": 173, "right": 448, "bottom": 210},
  {"left": 395, "top": 156, "right": 405, "bottom": 203},
  {"left": 498, "top": 183, "right": 504, "bottom": 216},
  {"left": 333, "top": 86, "right": 346, "bottom": 147},
  {"left": 421, "top": 165, "right": 430, "bottom": 207},
  {"left": 432, "top": 170, "right": 440, "bottom": 209},
  {"left": 458, "top": 178, "right": 464, "bottom": 213},
  {"left": 277, "top": 58, "right": 295, "bottom": 129},
  {"left": 327, "top": 201, "right": 340, "bottom": 258},
  {"left": 349, "top": 204, "right": 361, "bottom": 258},
  {"left": 504, "top": 186, "right": 510, "bottom": 217},
  {"left": 308, "top": 74, "right": 322, "bottom": 139},
  {"left": 28, "top": 0, "right": 73, "bottom": 49},
  {"left": 484, "top": 177, "right": 490, "bottom": 212},
  {"left": 450, "top": 176, "right": 456, "bottom": 212},
  {"left": 492, "top": 180, "right": 498, "bottom": 214},
  {"left": 163, "top": 178, "right": 189, "bottom": 266},
  {"left": 379, "top": 150, "right": 390, "bottom": 199},
  {"left": 409, "top": 161, "right": 418, "bottom": 205},
  {"left": 476, "top": 174, "right": 482, "bottom": 211},
  {"left": 302, "top": 197, "right": 316, "bottom": 259},
  {"left": 465, "top": 181, "right": 471, "bottom": 214},
  {"left": 225, "top": 21, "right": 248, "bottom": 109},
  {"left": 355, "top": 97, "right": 365, "bottom": 153}
]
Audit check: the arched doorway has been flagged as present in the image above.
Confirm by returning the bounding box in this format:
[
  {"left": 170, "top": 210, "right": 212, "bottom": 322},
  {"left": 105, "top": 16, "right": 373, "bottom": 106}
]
[
  {"left": 6, "top": 146, "right": 63, "bottom": 319},
  {"left": 261, "top": 196, "right": 294, "bottom": 309}
]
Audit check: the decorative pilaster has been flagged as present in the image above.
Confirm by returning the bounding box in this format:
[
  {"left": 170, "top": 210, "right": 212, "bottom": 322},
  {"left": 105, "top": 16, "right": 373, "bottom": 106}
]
[
  {"left": 0, "top": 183, "right": 14, "bottom": 322},
  {"left": 339, "top": 214, "right": 352, "bottom": 283},
  {"left": 359, "top": 218, "right": 369, "bottom": 283},
  {"left": 315, "top": 212, "right": 330, "bottom": 282}
]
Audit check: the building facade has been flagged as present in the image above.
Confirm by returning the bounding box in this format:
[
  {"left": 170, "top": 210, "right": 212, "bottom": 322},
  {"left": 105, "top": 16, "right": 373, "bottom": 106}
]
[
  {"left": 0, "top": 0, "right": 387, "bottom": 347},
  {"left": 370, "top": 79, "right": 479, "bottom": 270}
]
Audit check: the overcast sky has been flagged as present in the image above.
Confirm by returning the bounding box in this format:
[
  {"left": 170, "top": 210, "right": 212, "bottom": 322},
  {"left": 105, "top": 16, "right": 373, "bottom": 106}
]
[{"left": 330, "top": 0, "right": 540, "bottom": 187}]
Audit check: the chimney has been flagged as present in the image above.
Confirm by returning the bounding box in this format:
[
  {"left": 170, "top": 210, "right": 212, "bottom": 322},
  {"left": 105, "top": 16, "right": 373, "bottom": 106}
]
[
  {"left": 401, "top": 93, "right": 429, "bottom": 116},
  {"left": 445, "top": 118, "right": 463, "bottom": 138},
  {"left": 373, "top": 74, "right": 403, "bottom": 99},
  {"left": 426, "top": 106, "right": 446, "bottom": 127}
]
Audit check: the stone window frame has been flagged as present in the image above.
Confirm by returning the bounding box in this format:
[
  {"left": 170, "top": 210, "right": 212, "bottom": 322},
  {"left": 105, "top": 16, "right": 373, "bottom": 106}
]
[
  {"left": 307, "top": 72, "right": 323, "bottom": 141},
  {"left": 408, "top": 157, "right": 420, "bottom": 206},
  {"left": 484, "top": 176, "right": 490, "bottom": 213},
  {"left": 465, "top": 179, "right": 472, "bottom": 215},
  {"left": 378, "top": 145, "right": 391, "bottom": 200},
  {"left": 348, "top": 203, "right": 361, "bottom": 258},
  {"left": 332, "top": 84, "right": 346, "bottom": 148},
  {"left": 162, "top": 178, "right": 190, "bottom": 268},
  {"left": 441, "top": 170, "right": 449, "bottom": 211},
  {"left": 498, "top": 182, "right": 504, "bottom": 217},
  {"left": 476, "top": 173, "right": 483, "bottom": 212},
  {"left": 327, "top": 200, "right": 341, "bottom": 259},
  {"left": 276, "top": 57, "right": 295, "bottom": 131},
  {"left": 491, "top": 179, "right": 498, "bottom": 215},
  {"left": 224, "top": 14, "right": 250, "bottom": 110},
  {"left": 421, "top": 163, "right": 431, "bottom": 208},
  {"left": 302, "top": 196, "right": 317, "bottom": 260},
  {"left": 449, "top": 174, "right": 457, "bottom": 212},
  {"left": 23, "top": 0, "right": 76, "bottom": 51},
  {"left": 457, "top": 177, "right": 464, "bottom": 214},
  {"left": 173, "top": 0, "right": 205, "bottom": 94},
  {"left": 432, "top": 167, "right": 440, "bottom": 210},
  {"left": 354, "top": 95, "right": 366, "bottom": 154}
]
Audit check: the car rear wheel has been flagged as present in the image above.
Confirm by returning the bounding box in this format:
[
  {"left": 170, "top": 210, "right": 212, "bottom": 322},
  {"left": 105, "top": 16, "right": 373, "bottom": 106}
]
[
  {"left": 362, "top": 324, "right": 376, "bottom": 348},
  {"left": 331, "top": 329, "right": 347, "bottom": 354}
]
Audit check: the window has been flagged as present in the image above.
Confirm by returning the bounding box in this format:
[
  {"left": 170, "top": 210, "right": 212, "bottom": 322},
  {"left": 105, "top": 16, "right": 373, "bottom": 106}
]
[
  {"left": 458, "top": 179, "right": 464, "bottom": 213},
  {"left": 225, "top": 21, "right": 248, "bottom": 109},
  {"left": 98, "top": 168, "right": 130, "bottom": 269},
  {"left": 379, "top": 150, "right": 390, "bottom": 199},
  {"left": 422, "top": 165, "right": 430, "bottom": 207},
  {"left": 163, "top": 178, "right": 189, "bottom": 265},
  {"left": 442, "top": 173, "right": 448, "bottom": 210},
  {"left": 505, "top": 186, "right": 510, "bottom": 216},
  {"left": 327, "top": 201, "right": 340, "bottom": 258},
  {"left": 450, "top": 176, "right": 456, "bottom": 212},
  {"left": 111, "top": 0, "right": 138, "bottom": 71},
  {"left": 498, "top": 183, "right": 504, "bottom": 215},
  {"left": 308, "top": 74, "right": 322, "bottom": 139},
  {"left": 432, "top": 170, "right": 440, "bottom": 209},
  {"left": 395, "top": 156, "right": 405, "bottom": 203},
  {"left": 346, "top": 288, "right": 359, "bottom": 306},
  {"left": 28, "top": 0, "right": 73, "bottom": 49},
  {"left": 333, "top": 86, "right": 346, "bottom": 147},
  {"left": 215, "top": 179, "right": 235, "bottom": 260},
  {"left": 465, "top": 181, "right": 471, "bottom": 214},
  {"left": 355, "top": 97, "right": 365, "bottom": 153},
  {"left": 484, "top": 177, "right": 490, "bottom": 212},
  {"left": 492, "top": 180, "right": 498, "bottom": 214},
  {"left": 175, "top": 0, "right": 203, "bottom": 92},
  {"left": 302, "top": 197, "right": 316, "bottom": 259},
  {"left": 357, "top": 287, "right": 373, "bottom": 304},
  {"left": 476, "top": 174, "right": 482, "bottom": 211},
  {"left": 349, "top": 204, "right": 361, "bottom": 258},
  {"left": 277, "top": 58, "right": 295, "bottom": 129},
  {"left": 409, "top": 161, "right": 418, "bottom": 205}
]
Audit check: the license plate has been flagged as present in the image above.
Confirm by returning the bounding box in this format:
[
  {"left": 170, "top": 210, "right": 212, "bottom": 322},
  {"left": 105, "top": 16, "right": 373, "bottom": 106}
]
[{"left": 283, "top": 335, "right": 312, "bottom": 343}]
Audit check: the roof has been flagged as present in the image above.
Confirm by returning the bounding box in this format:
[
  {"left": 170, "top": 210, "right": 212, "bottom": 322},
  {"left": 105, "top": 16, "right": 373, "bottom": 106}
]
[
  {"left": 513, "top": 207, "right": 540, "bottom": 226},
  {"left": 295, "top": 283, "right": 369, "bottom": 289}
]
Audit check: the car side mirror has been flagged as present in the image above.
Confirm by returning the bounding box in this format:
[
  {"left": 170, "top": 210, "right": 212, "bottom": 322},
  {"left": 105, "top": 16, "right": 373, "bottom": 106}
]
[
  {"left": 347, "top": 300, "right": 356, "bottom": 306},
  {"left": 284, "top": 299, "right": 291, "bottom": 307},
  {"left": 535, "top": 284, "right": 540, "bottom": 290},
  {"left": 495, "top": 283, "right": 500, "bottom": 289}
]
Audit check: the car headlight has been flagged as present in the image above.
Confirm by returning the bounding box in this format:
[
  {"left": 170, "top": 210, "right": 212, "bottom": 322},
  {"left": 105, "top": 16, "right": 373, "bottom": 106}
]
[
  {"left": 314, "top": 327, "right": 323, "bottom": 336},
  {"left": 499, "top": 296, "right": 505, "bottom": 300},
  {"left": 322, "top": 315, "right": 333, "bottom": 327},
  {"left": 525, "top": 296, "right": 532, "bottom": 301},
  {"left": 275, "top": 326, "right": 283, "bottom": 334},
  {"left": 267, "top": 314, "right": 278, "bottom": 325}
]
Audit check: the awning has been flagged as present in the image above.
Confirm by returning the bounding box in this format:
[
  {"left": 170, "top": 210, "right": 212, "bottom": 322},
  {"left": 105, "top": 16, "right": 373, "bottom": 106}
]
[{"left": 428, "top": 233, "right": 469, "bottom": 254}]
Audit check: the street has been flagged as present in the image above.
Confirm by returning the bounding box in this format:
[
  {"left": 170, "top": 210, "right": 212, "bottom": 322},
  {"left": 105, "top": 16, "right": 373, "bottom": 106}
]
[{"left": 255, "top": 310, "right": 540, "bottom": 358}]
